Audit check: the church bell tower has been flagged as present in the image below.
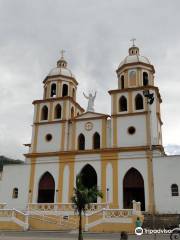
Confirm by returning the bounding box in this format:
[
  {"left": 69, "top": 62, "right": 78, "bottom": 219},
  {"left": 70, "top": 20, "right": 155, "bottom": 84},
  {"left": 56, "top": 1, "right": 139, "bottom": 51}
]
[{"left": 109, "top": 41, "right": 163, "bottom": 153}]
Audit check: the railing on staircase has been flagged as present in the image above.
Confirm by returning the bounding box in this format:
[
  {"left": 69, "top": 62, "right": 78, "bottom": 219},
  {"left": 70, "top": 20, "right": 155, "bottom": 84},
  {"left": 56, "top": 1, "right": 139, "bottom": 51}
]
[
  {"left": 85, "top": 208, "right": 134, "bottom": 231},
  {"left": 27, "top": 202, "right": 109, "bottom": 213},
  {"left": 0, "top": 208, "right": 29, "bottom": 230}
]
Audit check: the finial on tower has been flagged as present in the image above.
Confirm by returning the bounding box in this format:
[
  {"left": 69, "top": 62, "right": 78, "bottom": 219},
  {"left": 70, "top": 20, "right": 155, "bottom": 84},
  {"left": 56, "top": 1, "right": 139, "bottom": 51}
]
[
  {"left": 57, "top": 49, "right": 67, "bottom": 68},
  {"left": 60, "top": 49, "right": 65, "bottom": 59},
  {"left": 130, "top": 38, "right": 136, "bottom": 47},
  {"left": 129, "top": 38, "right": 139, "bottom": 56}
]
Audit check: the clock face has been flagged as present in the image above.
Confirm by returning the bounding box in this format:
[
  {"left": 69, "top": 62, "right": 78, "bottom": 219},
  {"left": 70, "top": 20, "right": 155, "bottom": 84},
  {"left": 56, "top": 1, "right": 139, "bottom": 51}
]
[{"left": 85, "top": 122, "right": 93, "bottom": 131}]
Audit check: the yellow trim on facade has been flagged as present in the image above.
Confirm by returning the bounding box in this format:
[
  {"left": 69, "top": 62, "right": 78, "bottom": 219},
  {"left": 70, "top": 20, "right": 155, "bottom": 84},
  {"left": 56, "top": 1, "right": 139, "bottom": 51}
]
[
  {"left": 101, "top": 118, "right": 107, "bottom": 148},
  {"left": 63, "top": 100, "right": 67, "bottom": 120},
  {"left": 146, "top": 150, "right": 155, "bottom": 214},
  {"left": 49, "top": 102, "right": 53, "bottom": 121},
  {"left": 57, "top": 155, "right": 75, "bottom": 203},
  {"left": 71, "top": 121, "right": 76, "bottom": 150},
  {"left": 32, "top": 125, "right": 39, "bottom": 153},
  {"left": 112, "top": 94, "right": 117, "bottom": 115},
  {"left": 28, "top": 158, "right": 36, "bottom": 203},
  {"left": 35, "top": 104, "right": 40, "bottom": 123},
  {"left": 101, "top": 152, "right": 119, "bottom": 208},
  {"left": 112, "top": 117, "right": 117, "bottom": 148},
  {"left": 60, "top": 122, "right": 66, "bottom": 151},
  {"left": 128, "top": 91, "right": 133, "bottom": 113}
]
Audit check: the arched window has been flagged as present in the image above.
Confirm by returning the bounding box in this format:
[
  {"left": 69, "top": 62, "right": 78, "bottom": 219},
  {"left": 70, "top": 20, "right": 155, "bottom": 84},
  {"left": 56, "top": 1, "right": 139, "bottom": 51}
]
[
  {"left": 12, "top": 188, "right": 18, "bottom": 199},
  {"left": 71, "top": 107, "right": 74, "bottom": 118},
  {"left": 50, "top": 83, "right": 56, "bottom": 97},
  {"left": 93, "top": 132, "right": 100, "bottom": 149},
  {"left": 135, "top": 94, "right": 144, "bottom": 110},
  {"left": 38, "top": 172, "right": 55, "bottom": 203},
  {"left": 143, "top": 72, "right": 149, "bottom": 86},
  {"left": 41, "top": 106, "right": 48, "bottom": 120},
  {"left": 119, "top": 96, "right": 127, "bottom": 112},
  {"left": 171, "top": 184, "right": 179, "bottom": 196},
  {"left": 121, "top": 75, "right": 124, "bottom": 89},
  {"left": 54, "top": 104, "right": 61, "bottom": 119},
  {"left": 78, "top": 134, "right": 85, "bottom": 150},
  {"left": 62, "top": 84, "right": 68, "bottom": 97}
]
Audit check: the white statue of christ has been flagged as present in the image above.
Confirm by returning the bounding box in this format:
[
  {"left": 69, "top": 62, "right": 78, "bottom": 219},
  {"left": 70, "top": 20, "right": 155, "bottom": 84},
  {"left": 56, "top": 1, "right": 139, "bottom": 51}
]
[{"left": 83, "top": 91, "right": 97, "bottom": 112}]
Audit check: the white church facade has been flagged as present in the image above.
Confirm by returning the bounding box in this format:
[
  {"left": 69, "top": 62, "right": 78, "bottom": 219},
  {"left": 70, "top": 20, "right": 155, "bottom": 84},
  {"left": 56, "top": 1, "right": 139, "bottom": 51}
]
[{"left": 0, "top": 43, "right": 180, "bottom": 231}]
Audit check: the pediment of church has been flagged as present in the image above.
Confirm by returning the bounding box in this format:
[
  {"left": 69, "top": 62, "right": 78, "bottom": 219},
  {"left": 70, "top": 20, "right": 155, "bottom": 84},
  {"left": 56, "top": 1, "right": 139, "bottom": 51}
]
[{"left": 75, "top": 111, "right": 109, "bottom": 120}]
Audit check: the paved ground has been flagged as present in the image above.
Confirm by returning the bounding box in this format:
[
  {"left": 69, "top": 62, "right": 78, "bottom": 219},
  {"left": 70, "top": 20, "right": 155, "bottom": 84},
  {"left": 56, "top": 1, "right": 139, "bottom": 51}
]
[{"left": 0, "top": 231, "right": 172, "bottom": 240}]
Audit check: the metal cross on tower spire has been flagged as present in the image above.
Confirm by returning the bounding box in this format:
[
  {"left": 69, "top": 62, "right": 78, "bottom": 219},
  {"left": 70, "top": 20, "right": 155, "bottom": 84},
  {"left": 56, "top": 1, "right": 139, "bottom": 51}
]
[
  {"left": 60, "top": 49, "right": 65, "bottom": 58},
  {"left": 130, "top": 38, "right": 136, "bottom": 46}
]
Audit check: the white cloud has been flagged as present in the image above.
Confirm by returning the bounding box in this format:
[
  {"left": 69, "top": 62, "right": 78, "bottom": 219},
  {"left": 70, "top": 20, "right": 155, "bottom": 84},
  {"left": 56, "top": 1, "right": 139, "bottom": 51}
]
[{"left": 0, "top": 0, "right": 180, "bottom": 158}]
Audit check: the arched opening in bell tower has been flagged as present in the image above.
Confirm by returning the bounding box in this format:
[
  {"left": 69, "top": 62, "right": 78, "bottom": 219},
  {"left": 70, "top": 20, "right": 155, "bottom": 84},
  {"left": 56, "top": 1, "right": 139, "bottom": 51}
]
[
  {"left": 50, "top": 83, "right": 56, "bottom": 97},
  {"left": 37, "top": 172, "right": 55, "bottom": 203},
  {"left": 123, "top": 168, "right": 145, "bottom": 211},
  {"left": 62, "top": 84, "right": 68, "bottom": 97},
  {"left": 143, "top": 72, "right": 149, "bottom": 86},
  {"left": 79, "top": 164, "right": 98, "bottom": 202}
]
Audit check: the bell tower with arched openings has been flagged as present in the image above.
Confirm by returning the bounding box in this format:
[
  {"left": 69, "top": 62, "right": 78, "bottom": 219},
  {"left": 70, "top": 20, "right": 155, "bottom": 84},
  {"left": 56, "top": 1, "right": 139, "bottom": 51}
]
[
  {"left": 30, "top": 51, "right": 84, "bottom": 155},
  {"left": 109, "top": 41, "right": 163, "bottom": 153}
]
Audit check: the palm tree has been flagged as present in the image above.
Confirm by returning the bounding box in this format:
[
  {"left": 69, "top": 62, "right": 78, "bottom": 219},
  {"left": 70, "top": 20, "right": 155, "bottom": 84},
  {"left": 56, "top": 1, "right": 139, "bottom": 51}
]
[{"left": 71, "top": 174, "right": 103, "bottom": 240}]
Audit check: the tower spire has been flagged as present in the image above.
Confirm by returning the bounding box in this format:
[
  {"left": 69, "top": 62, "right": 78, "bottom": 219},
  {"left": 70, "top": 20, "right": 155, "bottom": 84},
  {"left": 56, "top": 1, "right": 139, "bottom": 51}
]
[
  {"left": 130, "top": 38, "right": 136, "bottom": 47},
  {"left": 57, "top": 49, "right": 67, "bottom": 68}
]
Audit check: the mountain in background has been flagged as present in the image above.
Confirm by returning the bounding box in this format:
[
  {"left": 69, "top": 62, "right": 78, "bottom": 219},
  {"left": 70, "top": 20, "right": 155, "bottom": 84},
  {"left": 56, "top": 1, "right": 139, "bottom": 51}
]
[
  {"left": 164, "top": 145, "right": 180, "bottom": 155},
  {"left": 0, "top": 156, "right": 23, "bottom": 172}
]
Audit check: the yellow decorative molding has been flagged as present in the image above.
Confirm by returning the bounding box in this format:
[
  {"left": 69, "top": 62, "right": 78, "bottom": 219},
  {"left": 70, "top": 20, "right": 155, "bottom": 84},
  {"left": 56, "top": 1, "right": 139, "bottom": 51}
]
[
  {"left": 28, "top": 158, "right": 36, "bottom": 203},
  {"left": 60, "top": 122, "right": 66, "bottom": 151},
  {"left": 101, "top": 118, "right": 107, "bottom": 148},
  {"left": 128, "top": 91, "right": 133, "bottom": 113},
  {"left": 32, "top": 125, "right": 39, "bottom": 153},
  {"left": 146, "top": 150, "right": 155, "bottom": 214},
  {"left": 71, "top": 121, "right": 76, "bottom": 150},
  {"left": 112, "top": 117, "right": 117, "bottom": 148}
]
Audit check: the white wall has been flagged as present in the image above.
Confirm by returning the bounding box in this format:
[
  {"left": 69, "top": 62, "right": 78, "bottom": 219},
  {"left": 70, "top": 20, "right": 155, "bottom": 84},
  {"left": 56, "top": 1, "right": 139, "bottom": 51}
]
[
  {"left": 36, "top": 123, "right": 62, "bottom": 152},
  {"left": 76, "top": 119, "right": 102, "bottom": 150},
  {"left": 153, "top": 155, "right": 180, "bottom": 214},
  {"left": 0, "top": 164, "right": 30, "bottom": 210},
  {"left": 117, "top": 115, "right": 147, "bottom": 147}
]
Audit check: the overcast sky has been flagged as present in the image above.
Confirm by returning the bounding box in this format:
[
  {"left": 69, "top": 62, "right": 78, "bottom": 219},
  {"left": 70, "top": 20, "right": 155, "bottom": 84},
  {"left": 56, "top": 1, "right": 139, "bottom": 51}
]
[{"left": 0, "top": 0, "right": 180, "bottom": 159}]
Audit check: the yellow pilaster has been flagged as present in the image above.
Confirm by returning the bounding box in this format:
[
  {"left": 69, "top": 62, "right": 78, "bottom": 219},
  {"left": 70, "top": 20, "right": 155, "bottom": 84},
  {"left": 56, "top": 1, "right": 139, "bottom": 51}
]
[
  {"left": 146, "top": 150, "right": 155, "bottom": 214},
  {"left": 71, "top": 121, "right": 76, "bottom": 150},
  {"left": 63, "top": 100, "right": 67, "bottom": 120},
  {"left": 128, "top": 91, "right": 133, "bottom": 113},
  {"left": 60, "top": 122, "right": 66, "bottom": 151},
  {"left": 112, "top": 117, "right": 117, "bottom": 148},
  {"left": 101, "top": 118, "right": 107, "bottom": 148},
  {"left": 101, "top": 152, "right": 119, "bottom": 208},
  {"left": 57, "top": 155, "right": 75, "bottom": 203},
  {"left": 49, "top": 102, "right": 53, "bottom": 121},
  {"left": 28, "top": 158, "right": 36, "bottom": 203},
  {"left": 32, "top": 125, "right": 39, "bottom": 153}
]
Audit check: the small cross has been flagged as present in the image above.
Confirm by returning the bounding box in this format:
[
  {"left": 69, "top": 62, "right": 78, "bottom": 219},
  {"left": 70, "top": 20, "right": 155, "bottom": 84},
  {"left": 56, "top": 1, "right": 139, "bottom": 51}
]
[
  {"left": 130, "top": 38, "right": 136, "bottom": 46},
  {"left": 60, "top": 49, "right": 65, "bottom": 58}
]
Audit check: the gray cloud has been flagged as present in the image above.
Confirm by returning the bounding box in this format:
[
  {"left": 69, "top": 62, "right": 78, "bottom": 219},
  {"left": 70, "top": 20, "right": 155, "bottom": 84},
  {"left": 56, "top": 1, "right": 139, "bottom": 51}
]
[{"left": 0, "top": 0, "right": 180, "bottom": 159}]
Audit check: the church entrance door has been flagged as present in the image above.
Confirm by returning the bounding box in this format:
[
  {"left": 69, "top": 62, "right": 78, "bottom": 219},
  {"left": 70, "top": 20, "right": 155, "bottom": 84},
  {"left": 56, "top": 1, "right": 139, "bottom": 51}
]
[
  {"left": 123, "top": 168, "right": 145, "bottom": 211},
  {"left": 80, "top": 164, "right": 97, "bottom": 202},
  {"left": 37, "top": 172, "right": 55, "bottom": 203}
]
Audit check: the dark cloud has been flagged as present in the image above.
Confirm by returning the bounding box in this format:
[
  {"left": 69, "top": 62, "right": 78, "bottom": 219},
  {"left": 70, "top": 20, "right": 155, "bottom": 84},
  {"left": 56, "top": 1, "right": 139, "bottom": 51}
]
[{"left": 0, "top": 0, "right": 180, "bottom": 158}]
